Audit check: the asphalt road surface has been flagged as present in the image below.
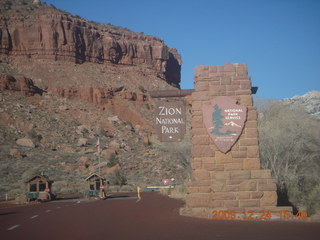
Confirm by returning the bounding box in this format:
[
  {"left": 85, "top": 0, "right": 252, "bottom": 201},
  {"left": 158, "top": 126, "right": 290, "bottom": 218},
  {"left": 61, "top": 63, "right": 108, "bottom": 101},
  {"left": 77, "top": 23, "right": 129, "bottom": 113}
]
[{"left": 1, "top": 192, "right": 319, "bottom": 240}]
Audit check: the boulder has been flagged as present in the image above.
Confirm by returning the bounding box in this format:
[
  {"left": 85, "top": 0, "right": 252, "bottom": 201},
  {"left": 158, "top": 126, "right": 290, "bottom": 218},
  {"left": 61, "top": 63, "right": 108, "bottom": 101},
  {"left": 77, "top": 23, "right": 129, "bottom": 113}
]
[
  {"left": 76, "top": 125, "right": 90, "bottom": 135},
  {"left": 109, "top": 140, "right": 120, "bottom": 149},
  {"left": 77, "top": 138, "right": 88, "bottom": 147},
  {"left": 107, "top": 116, "right": 120, "bottom": 123},
  {"left": 16, "top": 138, "right": 35, "bottom": 148},
  {"left": 9, "top": 148, "right": 21, "bottom": 158},
  {"left": 101, "top": 148, "right": 118, "bottom": 158}
]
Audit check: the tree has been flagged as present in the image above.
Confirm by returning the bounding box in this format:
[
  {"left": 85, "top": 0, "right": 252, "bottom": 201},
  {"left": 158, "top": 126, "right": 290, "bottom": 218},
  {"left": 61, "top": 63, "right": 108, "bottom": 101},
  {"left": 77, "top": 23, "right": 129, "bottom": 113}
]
[
  {"left": 258, "top": 101, "right": 320, "bottom": 215},
  {"left": 109, "top": 170, "right": 127, "bottom": 186}
]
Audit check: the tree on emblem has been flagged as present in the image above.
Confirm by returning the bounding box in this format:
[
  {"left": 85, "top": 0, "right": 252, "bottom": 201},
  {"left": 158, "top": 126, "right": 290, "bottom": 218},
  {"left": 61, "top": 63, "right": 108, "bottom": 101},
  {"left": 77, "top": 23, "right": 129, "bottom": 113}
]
[
  {"left": 211, "top": 104, "right": 236, "bottom": 136},
  {"left": 211, "top": 105, "right": 224, "bottom": 134}
]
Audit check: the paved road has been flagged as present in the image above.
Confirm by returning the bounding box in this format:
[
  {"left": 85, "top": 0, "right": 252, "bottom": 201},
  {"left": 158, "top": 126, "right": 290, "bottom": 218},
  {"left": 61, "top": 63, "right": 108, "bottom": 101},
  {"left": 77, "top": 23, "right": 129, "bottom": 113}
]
[{"left": 1, "top": 192, "right": 319, "bottom": 240}]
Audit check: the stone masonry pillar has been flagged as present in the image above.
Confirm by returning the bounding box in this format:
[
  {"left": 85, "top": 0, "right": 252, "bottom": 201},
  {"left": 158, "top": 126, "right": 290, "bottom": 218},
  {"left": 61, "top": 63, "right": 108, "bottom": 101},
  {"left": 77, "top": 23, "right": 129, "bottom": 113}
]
[{"left": 180, "top": 63, "right": 292, "bottom": 219}]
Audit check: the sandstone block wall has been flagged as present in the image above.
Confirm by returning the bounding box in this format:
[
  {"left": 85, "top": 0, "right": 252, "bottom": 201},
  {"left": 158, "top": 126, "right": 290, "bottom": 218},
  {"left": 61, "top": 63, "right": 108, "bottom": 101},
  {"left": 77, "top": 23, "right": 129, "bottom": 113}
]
[{"left": 180, "top": 63, "right": 291, "bottom": 219}]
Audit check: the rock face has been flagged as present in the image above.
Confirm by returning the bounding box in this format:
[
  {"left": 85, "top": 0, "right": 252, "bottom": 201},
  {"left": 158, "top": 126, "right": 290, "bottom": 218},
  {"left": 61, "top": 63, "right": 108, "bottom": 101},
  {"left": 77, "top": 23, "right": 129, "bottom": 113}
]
[
  {"left": 0, "top": 74, "right": 43, "bottom": 95},
  {"left": 0, "top": 0, "right": 181, "bottom": 88},
  {"left": 282, "top": 90, "right": 320, "bottom": 117}
]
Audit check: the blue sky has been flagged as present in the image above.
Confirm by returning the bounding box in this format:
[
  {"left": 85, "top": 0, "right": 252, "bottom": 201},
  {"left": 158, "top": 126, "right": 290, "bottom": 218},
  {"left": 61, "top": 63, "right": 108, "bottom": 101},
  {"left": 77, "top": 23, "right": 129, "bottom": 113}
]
[{"left": 43, "top": 0, "right": 320, "bottom": 99}]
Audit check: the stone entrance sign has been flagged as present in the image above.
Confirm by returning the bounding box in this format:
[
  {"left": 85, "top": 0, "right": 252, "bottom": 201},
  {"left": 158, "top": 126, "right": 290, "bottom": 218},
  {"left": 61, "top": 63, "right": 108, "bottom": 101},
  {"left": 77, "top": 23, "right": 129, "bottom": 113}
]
[
  {"left": 155, "top": 101, "right": 186, "bottom": 142},
  {"left": 202, "top": 96, "right": 247, "bottom": 153},
  {"left": 180, "top": 63, "right": 292, "bottom": 219}
]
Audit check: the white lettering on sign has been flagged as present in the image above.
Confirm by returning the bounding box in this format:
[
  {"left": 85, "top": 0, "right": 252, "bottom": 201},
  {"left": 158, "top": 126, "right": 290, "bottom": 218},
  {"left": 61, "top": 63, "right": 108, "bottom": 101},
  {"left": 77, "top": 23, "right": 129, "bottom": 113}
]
[
  {"left": 155, "top": 102, "right": 186, "bottom": 142},
  {"left": 225, "top": 116, "right": 241, "bottom": 120},
  {"left": 224, "top": 108, "right": 243, "bottom": 120},
  {"left": 161, "top": 126, "right": 179, "bottom": 134},
  {"left": 156, "top": 117, "right": 185, "bottom": 125},
  {"left": 224, "top": 109, "right": 244, "bottom": 112},
  {"left": 158, "top": 106, "right": 182, "bottom": 116}
]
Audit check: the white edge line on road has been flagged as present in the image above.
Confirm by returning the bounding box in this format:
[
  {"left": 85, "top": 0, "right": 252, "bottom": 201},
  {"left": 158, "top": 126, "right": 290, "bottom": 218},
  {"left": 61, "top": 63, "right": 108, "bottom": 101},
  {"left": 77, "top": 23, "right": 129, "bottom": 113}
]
[{"left": 7, "top": 224, "right": 20, "bottom": 231}]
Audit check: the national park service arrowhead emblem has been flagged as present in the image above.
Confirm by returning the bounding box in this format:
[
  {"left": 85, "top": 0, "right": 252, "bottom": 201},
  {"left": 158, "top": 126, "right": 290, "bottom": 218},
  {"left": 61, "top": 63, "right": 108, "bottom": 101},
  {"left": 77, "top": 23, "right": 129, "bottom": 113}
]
[{"left": 202, "top": 97, "right": 247, "bottom": 153}]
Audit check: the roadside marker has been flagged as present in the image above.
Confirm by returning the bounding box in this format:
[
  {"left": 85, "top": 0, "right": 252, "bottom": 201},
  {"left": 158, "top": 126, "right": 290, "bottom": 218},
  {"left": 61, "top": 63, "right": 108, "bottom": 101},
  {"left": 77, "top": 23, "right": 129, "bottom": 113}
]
[{"left": 136, "top": 186, "right": 141, "bottom": 202}]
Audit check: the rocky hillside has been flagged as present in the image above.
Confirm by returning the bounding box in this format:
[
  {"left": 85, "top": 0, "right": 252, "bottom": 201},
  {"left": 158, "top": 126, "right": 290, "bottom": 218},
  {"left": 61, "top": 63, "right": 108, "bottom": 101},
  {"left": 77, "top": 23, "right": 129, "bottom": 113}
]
[
  {"left": 0, "top": 0, "right": 191, "bottom": 199},
  {"left": 0, "top": 74, "right": 192, "bottom": 199},
  {"left": 282, "top": 90, "right": 320, "bottom": 117}
]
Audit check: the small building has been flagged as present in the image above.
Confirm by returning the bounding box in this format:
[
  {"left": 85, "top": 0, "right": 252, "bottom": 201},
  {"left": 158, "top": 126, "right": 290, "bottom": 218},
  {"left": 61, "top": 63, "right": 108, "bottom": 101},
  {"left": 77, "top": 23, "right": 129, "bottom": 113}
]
[
  {"left": 85, "top": 173, "right": 106, "bottom": 199},
  {"left": 25, "top": 173, "right": 54, "bottom": 201}
]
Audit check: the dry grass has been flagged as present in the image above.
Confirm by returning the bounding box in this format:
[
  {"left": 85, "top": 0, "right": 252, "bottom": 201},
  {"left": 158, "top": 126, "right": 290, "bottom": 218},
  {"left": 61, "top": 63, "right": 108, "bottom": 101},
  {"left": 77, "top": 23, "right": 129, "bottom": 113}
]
[{"left": 159, "top": 184, "right": 187, "bottom": 200}]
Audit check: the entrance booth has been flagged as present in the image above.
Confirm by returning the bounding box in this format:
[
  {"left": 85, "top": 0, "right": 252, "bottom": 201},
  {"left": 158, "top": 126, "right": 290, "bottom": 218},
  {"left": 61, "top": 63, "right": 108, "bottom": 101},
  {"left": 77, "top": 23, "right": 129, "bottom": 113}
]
[
  {"left": 85, "top": 173, "right": 106, "bottom": 199},
  {"left": 25, "top": 174, "right": 54, "bottom": 201}
]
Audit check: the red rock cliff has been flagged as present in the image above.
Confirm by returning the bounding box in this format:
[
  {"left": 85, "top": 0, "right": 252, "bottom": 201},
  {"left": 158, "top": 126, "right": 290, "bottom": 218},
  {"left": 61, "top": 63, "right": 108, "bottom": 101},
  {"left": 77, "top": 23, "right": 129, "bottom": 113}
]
[{"left": 0, "top": 0, "right": 181, "bottom": 88}]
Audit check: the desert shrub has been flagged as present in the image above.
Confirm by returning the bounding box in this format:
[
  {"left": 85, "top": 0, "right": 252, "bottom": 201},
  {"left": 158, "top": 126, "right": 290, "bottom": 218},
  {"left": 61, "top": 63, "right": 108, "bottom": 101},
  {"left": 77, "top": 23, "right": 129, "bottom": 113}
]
[
  {"left": 108, "top": 185, "right": 120, "bottom": 192},
  {"left": 286, "top": 174, "right": 320, "bottom": 215},
  {"left": 27, "top": 129, "right": 42, "bottom": 144},
  {"left": 51, "top": 182, "right": 62, "bottom": 193},
  {"left": 108, "top": 170, "right": 127, "bottom": 186},
  {"left": 51, "top": 180, "right": 81, "bottom": 194},
  {"left": 8, "top": 189, "right": 23, "bottom": 199},
  {"left": 159, "top": 184, "right": 187, "bottom": 200},
  {"left": 145, "top": 103, "right": 151, "bottom": 110},
  {"left": 59, "top": 187, "right": 75, "bottom": 194},
  {"left": 258, "top": 101, "right": 320, "bottom": 215},
  {"left": 107, "top": 153, "right": 119, "bottom": 167},
  {"left": 151, "top": 139, "right": 192, "bottom": 181},
  {"left": 143, "top": 141, "right": 151, "bottom": 148},
  {"left": 138, "top": 85, "right": 147, "bottom": 93},
  {"left": 4, "top": 1, "right": 12, "bottom": 10},
  {"left": 119, "top": 185, "right": 134, "bottom": 192},
  {"left": 171, "top": 184, "right": 188, "bottom": 199}
]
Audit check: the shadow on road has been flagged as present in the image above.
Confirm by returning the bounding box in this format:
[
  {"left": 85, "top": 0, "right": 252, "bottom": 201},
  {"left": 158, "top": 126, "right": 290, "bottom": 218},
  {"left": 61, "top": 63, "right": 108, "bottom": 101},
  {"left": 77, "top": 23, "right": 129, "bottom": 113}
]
[
  {"left": 0, "top": 212, "right": 18, "bottom": 216},
  {"left": 107, "top": 195, "right": 131, "bottom": 199}
]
